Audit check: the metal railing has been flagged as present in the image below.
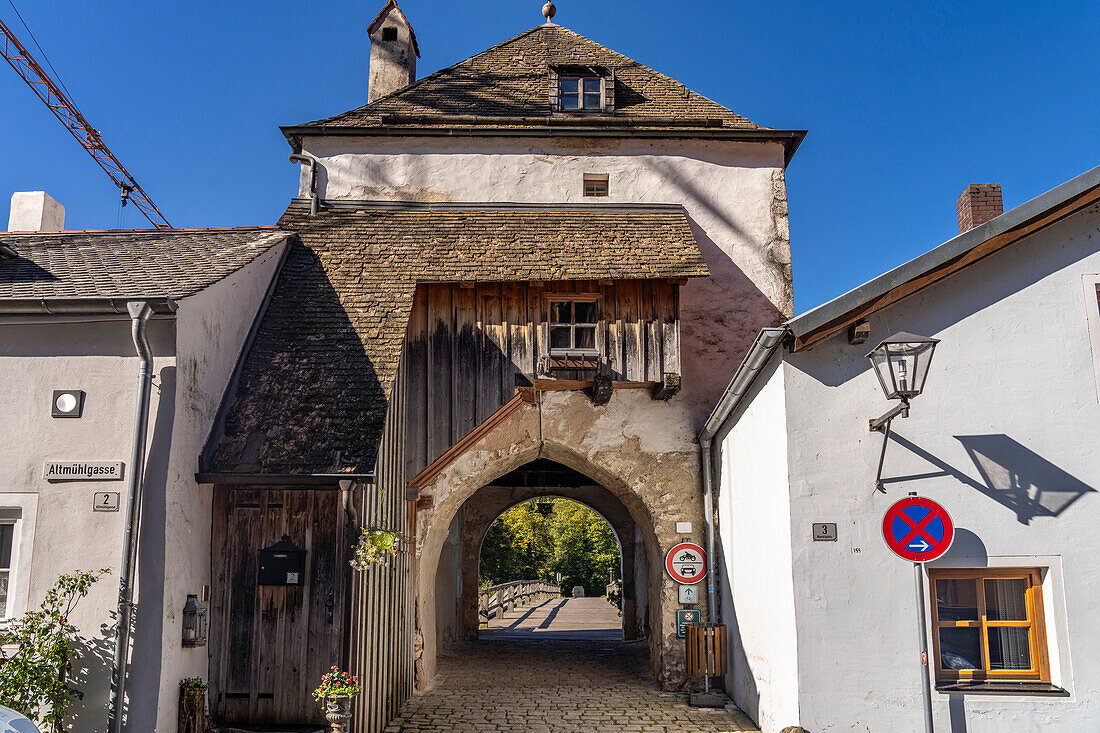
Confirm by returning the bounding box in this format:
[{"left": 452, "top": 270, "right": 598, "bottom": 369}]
[{"left": 479, "top": 580, "right": 560, "bottom": 626}]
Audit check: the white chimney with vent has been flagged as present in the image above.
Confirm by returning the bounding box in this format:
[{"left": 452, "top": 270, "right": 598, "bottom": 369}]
[
  {"left": 367, "top": 1, "right": 419, "bottom": 103},
  {"left": 8, "top": 191, "right": 65, "bottom": 232}
]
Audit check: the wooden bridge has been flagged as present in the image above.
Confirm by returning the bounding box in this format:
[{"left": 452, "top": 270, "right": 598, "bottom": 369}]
[{"left": 478, "top": 581, "right": 622, "bottom": 641}]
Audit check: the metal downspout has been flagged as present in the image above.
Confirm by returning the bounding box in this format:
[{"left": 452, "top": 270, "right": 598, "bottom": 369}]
[
  {"left": 289, "top": 153, "right": 320, "bottom": 215},
  {"left": 107, "top": 300, "right": 156, "bottom": 733},
  {"left": 700, "top": 437, "right": 718, "bottom": 621}
]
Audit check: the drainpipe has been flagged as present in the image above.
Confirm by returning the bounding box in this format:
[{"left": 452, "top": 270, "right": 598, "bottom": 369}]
[
  {"left": 107, "top": 299, "right": 171, "bottom": 733},
  {"left": 289, "top": 153, "right": 320, "bottom": 215},
  {"left": 697, "top": 327, "right": 789, "bottom": 624}
]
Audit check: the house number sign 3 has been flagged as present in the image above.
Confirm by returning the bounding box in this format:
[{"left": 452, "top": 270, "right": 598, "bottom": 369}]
[{"left": 812, "top": 523, "right": 837, "bottom": 541}]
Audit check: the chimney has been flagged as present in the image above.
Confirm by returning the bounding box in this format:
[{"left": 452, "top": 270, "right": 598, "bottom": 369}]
[
  {"left": 8, "top": 191, "right": 65, "bottom": 232},
  {"left": 367, "top": 1, "right": 419, "bottom": 103},
  {"left": 956, "top": 183, "right": 1003, "bottom": 234}
]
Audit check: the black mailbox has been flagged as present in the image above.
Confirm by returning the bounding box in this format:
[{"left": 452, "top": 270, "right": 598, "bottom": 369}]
[{"left": 258, "top": 536, "right": 306, "bottom": 586}]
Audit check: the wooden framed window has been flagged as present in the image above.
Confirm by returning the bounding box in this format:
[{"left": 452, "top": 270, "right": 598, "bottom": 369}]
[
  {"left": 547, "top": 295, "right": 600, "bottom": 355},
  {"left": 583, "top": 175, "right": 609, "bottom": 197},
  {"left": 560, "top": 76, "right": 603, "bottom": 111},
  {"left": 0, "top": 522, "right": 14, "bottom": 619},
  {"left": 929, "top": 568, "right": 1050, "bottom": 685}
]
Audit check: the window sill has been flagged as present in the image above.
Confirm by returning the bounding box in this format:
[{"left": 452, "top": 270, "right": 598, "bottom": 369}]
[{"left": 936, "top": 681, "right": 1068, "bottom": 696}]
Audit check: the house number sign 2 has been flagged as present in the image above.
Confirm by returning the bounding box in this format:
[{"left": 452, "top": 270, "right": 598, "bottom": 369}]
[{"left": 93, "top": 492, "right": 120, "bottom": 512}]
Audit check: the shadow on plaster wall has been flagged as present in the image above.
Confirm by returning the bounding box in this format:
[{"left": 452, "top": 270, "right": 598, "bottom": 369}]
[
  {"left": 718, "top": 541, "right": 761, "bottom": 725},
  {"left": 936, "top": 528, "right": 988, "bottom": 565},
  {"left": 67, "top": 619, "right": 115, "bottom": 732},
  {"left": 883, "top": 432, "right": 1095, "bottom": 525}
]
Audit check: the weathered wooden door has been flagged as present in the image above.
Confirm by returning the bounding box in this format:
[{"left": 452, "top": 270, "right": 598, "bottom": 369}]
[{"left": 210, "top": 487, "right": 348, "bottom": 725}]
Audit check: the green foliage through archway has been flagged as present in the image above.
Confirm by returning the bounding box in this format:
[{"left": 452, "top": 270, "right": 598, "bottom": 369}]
[{"left": 479, "top": 499, "right": 620, "bottom": 596}]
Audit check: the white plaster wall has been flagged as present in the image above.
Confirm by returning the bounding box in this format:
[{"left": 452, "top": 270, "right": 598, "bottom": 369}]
[
  {"left": 0, "top": 242, "right": 285, "bottom": 732},
  {"left": 776, "top": 203, "right": 1100, "bottom": 732},
  {"left": 149, "top": 243, "right": 287, "bottom": 731},
  {"left": 715, "top": 354, "right": 800, "bottom": 731},
  {"left": 299, "top": 135, "right": 793, "bottom": 425}
]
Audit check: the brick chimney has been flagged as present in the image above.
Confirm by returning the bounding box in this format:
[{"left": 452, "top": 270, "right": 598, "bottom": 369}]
[
  {"left": 367, "top": 1, "right": 419, "bottom": 103},
  {"left": 8, "top": 191, "right": 65, "bottom": 232},
  {"left": 957, "top": 183, "right": 1003, "bottom": 234}
]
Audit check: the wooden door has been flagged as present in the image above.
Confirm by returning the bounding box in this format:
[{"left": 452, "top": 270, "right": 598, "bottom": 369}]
[{"left": 210, "top": 487, "right": 348, "bottom": 725}]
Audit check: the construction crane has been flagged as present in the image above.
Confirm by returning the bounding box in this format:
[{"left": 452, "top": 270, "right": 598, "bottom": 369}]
[{"left": 0, "top": 15, "right": 170, "bottom": 228}]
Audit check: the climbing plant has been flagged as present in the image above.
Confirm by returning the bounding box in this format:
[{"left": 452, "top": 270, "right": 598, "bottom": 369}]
[{"left": 0, "top": 568, "right": 109, "bottom": 732}]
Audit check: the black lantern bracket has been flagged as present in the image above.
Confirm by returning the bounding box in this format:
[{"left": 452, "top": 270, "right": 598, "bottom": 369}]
[{"left": 864, "top": 332, "right": 939, "bottom": 493}]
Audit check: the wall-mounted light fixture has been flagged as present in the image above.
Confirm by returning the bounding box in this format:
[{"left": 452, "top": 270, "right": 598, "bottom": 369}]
[
  {"left": 182, "top": 594, "right": 208, "bottom": 648},
  {"left": 52, "top": 390, "right": 85, "bottom": 418},
  {"left": 866, "top": 332, "right": 939, "bottom": 492}
]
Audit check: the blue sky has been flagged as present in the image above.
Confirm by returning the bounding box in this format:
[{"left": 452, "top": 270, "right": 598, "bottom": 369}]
[{"left": 2, "top": 0, "right": 1097, "bottom": 312}]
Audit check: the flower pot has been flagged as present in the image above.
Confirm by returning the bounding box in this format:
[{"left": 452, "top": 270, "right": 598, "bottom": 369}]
[{"left": 325, "top": 694, "right": 353, "bottom": 724}]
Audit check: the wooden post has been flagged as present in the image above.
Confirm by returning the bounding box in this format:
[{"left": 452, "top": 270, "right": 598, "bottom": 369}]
[{"left": 177, "top": 684, "right": 206, "bottom": 733}]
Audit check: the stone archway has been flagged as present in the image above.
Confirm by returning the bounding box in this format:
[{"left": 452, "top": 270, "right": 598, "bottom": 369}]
[
  {"left": 411, "top": 389, "right": 707, "bottom": 690},
  {"left": 451, "top": 467, "right": 649, "bottom": 643}
]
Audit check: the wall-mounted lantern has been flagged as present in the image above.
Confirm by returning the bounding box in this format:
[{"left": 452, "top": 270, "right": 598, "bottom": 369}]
[
  {"left": 182, "top": 594, "right": 208, "bottom": 648},
  {"left": 535, "top": 500, "right": 554, "bottom": 518},
  {"left": 866, "top": 332, "right": 939, "bottom": 492}
]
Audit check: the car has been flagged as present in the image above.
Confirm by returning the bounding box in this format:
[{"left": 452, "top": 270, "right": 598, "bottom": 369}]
[{"left": 0, "top": 706, "right": 40, "bottom": 733}]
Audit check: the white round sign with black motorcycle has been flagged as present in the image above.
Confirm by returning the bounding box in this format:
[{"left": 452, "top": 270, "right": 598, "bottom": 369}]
[{"left": 665, "top": 542, "right": 706, "bottom": 584}]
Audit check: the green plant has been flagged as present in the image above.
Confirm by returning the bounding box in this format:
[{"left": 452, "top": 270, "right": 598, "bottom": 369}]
[
  {"left": 350, "top": 527, "right": 405, "bottom": 569},
  {"left": 312, "top": 665, "right": 361, "bottom": 700},
  {"left": 0, "top": 569, "right": 109, "bottom": 732},
  {"left": 180, "top": 676, "right": 208, "bottom": 691}
]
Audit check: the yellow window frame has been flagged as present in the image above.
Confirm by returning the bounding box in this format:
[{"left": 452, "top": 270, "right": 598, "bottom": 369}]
[{"left": 929, "top": 567, "right": 1050, "bottom": 683}]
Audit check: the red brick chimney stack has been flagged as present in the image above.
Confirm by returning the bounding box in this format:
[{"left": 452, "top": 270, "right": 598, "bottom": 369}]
[{"left": 957, "top": 183, "right": 1003, "bottom": 234}]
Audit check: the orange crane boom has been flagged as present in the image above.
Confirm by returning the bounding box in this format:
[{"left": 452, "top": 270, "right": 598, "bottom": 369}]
[{"left": 0, "top": 16, "right": 170, "bottom": 229}]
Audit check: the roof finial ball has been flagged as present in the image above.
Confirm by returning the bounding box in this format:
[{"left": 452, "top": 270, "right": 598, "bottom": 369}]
[{"left": 542, "top": 1, "right": 556, "bottom": 24}]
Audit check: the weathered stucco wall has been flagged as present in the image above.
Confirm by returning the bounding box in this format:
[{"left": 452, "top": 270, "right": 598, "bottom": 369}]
[
  {"left": 715, "top": 353, "right": 800, "bottom": 731},
  {"left": 773, "top": 204, "right": 1100, "bottom": 732},
  {"left": 0, "top": 243, "right": 285, "bottom": 732},
  {"left": 299, "top": 135, "right": 793, "bottom": 425},
  {"left": 412, "top": 388, "right": 707, "bottom": 689}
]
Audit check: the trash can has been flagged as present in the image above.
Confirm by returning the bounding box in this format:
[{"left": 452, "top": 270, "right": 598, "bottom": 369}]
[{"left": 685, "top": 623, "right": 727, "bottom": 678}]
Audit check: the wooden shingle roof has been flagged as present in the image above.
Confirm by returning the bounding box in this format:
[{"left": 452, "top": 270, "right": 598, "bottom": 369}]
[
  {"left": 289, "top": 24, "right": 764, "bottom": 132},
  {"left": 208, "top": 203, "right": 707, "bottom": 476}
]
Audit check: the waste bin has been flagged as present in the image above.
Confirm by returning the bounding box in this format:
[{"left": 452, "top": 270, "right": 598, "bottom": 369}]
[{"left": 685, "top": 623, "right": 728, "bottom": 678}]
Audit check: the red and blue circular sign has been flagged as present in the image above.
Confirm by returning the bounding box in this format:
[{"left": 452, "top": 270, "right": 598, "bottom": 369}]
[{"left": 882, "top": 496, "right": 954, "bottom": 562}]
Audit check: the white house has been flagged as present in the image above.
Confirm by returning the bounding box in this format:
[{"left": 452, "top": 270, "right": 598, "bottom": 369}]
[
  {"left": 706, "top": 165, "right": 1100, "bottom": 732},
  {"left": 0, "top": 196, "right": 292, "bottom": 732}
]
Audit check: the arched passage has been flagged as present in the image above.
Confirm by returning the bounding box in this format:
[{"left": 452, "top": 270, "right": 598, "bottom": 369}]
[
  {"left": 411, "top": 390, "right": 708, "bottom": 690},
  {"left": 435, "top": 460, "right": 651, "bottom": 647}
]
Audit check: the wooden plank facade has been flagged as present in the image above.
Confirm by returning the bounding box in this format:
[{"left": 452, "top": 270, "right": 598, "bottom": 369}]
[{"left": 403, "top": 279, "right": 682, "bottom": 479}]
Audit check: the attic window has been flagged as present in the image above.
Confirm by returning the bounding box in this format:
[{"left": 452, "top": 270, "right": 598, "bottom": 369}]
[
  {"left": 583, "top": 175, "right": 609, "bottom": 197},
  {"left": 561, "top": 76, "right": 602, "bottom": 110},
  {"left": 382, "top": 26, "right": 398, "bottom": 41}
]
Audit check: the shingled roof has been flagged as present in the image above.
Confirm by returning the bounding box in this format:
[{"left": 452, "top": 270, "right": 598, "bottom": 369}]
[
  {"left": 208, "top": 203, "right": 708, "bottom": 476},
  {"left": 0, "top": 228, "right": 290, "bottom": 301},
  {"left": 287, "top": 23, "right": 772, "bottom": 133}
]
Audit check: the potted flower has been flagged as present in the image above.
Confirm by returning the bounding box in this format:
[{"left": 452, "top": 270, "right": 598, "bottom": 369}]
[
  {"left": 177, "top": 677, "right": 208, "bottom": 733},
  {"left": 350, "top": 527, "right": 405, "bottom": 570},
  {"left": 312, "top": 665, "right": 361, "bottom": 728}
]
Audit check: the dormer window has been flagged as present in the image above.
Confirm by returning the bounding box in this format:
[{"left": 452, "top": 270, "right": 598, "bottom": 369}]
[
  {"left": 550, "top": 66, "right": 615, "bottom": 113},
  {"left": 561, "top": 77, "right": 602, "bottom": 111}
]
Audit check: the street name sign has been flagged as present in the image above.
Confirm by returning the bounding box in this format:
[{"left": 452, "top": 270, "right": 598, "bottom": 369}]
[
  {"left": 665, "top": 542, "right": 706, "bottom": 584},
  {"left": 882, "top": 496, "right": 954, "bottom": 562},
  {"left": 43, "top": 461, "right": 124, "bottom": 481}
]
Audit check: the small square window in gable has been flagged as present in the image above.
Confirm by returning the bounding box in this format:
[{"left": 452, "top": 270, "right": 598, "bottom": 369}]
[
  {"left": 382, "top": 26, "right": 398, "bottom": 41},
  {"left": 584, "top": 175, "right": 609, "bottom": 197}
]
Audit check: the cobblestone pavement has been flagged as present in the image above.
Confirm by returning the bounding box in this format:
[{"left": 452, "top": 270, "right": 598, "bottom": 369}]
[{"left": 383, "top": 637, "right": 759, "bottom": 732}]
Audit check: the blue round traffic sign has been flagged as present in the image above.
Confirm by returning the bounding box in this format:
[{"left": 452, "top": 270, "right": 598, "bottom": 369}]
[{"left": 882, "top": 496, "right": 954, "bottom": 562}]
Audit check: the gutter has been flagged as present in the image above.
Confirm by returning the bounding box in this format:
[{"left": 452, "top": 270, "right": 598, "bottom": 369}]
[
  {"left": 195, "top": 472, "right": 376, "bottom": 486},
  {"left": 107, "top": 298, "right": 177, "bottom": 733},
  {"left": 281, "top": 126, "right": 806, "bottom": 166},
  {"left": 0, "top": 297, "right": 178, "bottom": 316},
  {"left": 697, "top": 327, "right": 789, "bottom": 622}
]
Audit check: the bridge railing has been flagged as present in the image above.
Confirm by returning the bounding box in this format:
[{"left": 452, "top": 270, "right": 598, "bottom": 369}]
[{"left": 479, "top": 580, "right": 560, "bottom": 626}]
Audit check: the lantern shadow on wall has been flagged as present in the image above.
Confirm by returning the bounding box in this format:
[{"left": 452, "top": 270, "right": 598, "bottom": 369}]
[{"left": 881, "top": 432, "right": 1095, "bottom": 525}]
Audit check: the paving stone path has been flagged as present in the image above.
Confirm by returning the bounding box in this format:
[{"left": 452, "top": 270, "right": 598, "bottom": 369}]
[{"left": 384, "top": 600, "right": 759, "bottom": 732}]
